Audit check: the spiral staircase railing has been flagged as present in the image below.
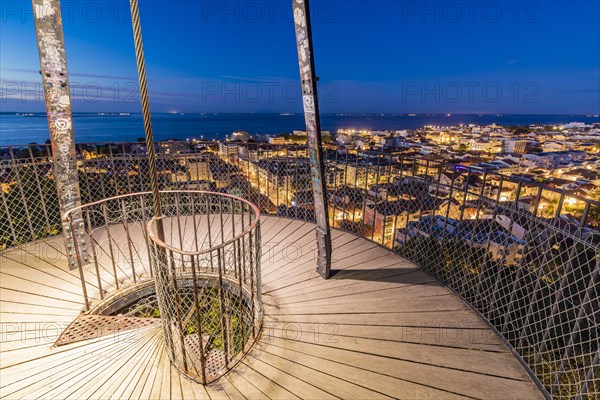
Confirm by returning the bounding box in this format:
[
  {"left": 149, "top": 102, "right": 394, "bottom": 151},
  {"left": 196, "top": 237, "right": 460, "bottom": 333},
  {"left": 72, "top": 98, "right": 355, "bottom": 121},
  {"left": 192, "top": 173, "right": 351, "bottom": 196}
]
[
  {"left": 146, "top": 191, "right": 261, "bottom": 384},
  {"left": 58, "top": 190, "right": 262, "bottom": 384}
]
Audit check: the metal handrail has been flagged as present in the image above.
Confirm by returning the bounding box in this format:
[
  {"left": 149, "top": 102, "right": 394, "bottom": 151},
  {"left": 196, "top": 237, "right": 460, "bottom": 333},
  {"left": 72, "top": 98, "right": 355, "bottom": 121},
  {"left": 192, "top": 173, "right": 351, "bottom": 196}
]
[
  {"left": 146, "top": 191, "right": 260, "bottom": 256},
  {"left": 145, "top": 190, "right": 262, "bottom": 384}
]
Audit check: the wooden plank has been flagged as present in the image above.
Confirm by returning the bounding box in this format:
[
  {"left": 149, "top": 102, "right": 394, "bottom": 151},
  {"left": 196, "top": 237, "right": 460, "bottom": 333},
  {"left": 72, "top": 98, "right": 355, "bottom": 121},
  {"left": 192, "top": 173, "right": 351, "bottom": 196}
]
[
  {"left": 271, "top": 269, "right": 433, "bottom": 303},
  {"left": 170, "top": 362, "right": 184, "bottom": 400},
  {"left": 157, "top": 344, "right": 172, "bottom": 400},
  {"left": 224, "top": 369, "right": 268, "bottom": 400},
  {"left": 0, "top": 329, "right": 149, "bottom": 385},
  {"left": 210, "top": 373, "right": 246, "bottom": 399},
  {"left": 263, "top": 309, "right": 491, "bottom": 330},
  {"left": 234, "top": 359, "right": 301, "bottom": 400},
  {"left": 0, "top": 217, "right": 542, "bottom": 400},
  {"left": 273, "top": 292, "right": 465, "bottom": 312},
  {"left": 0, "top": 338, "right": 58, "bottom": 353},
  {"left": 265, "top": 325, "right": 529, "bottom": 381},
  {"left": 203, "top": 379, "right": 231, "bottom": 400},
  {"left": 89, "top": 330, "right": 163, "bottom": 399},
  {"left": 179, "top": 372, "right": 210, "bottom": 400},
  {"left": 0, "top": 273, "right": 83, "bottom": 302},
  {"left": 261, "top": 233, "right": 371, "bottom": 288},
  {"left": 109, "top": 328, "right": 164, "bottom": 400},
  {"left": 136, "top": 338, "right": 166, "bottom": 400},
  {"left": 0, "top": 301, "right": 80, "bottom": 318},
  {"left": 3, "top": 329, "right": 157, "bottom": 399},
  {"left": 242, "top": 351, "right": 340, "bottom": 400},
  {"left": 258, "top": 336, "right": 539, "bottom": 400},
  {"left": 261, "top": 321, "right": 504, "bottom": 352},
  {"left": 43, "top": 330, "right": 158, "bottom": 399},
  {"left": 0, "top": 255, "right": 83, "bottom": 288},
  {"left": 0, "top": 287, "right": 83, "bottom": 309},
  {"left": 55, "top": 335, "right": 161, "bottom": 399},
  {"left": 71, "top": 333, "right": 160, "bottom": 400}
]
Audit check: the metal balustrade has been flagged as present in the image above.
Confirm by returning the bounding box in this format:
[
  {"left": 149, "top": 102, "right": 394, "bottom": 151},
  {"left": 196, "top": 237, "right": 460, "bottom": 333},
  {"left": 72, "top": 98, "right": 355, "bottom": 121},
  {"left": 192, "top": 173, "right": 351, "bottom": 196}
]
[
  {"left": 60, "top": 190, "right": 262, "bottom": 384},
  {"left": 1, "top": 141, "right": 598, "bottom": 398},
  {"left": 60, "top": 191, "right": 159, "bottom": 310},
  {"left": 147, "top": 191, "right": 261, "bottom": 384}
]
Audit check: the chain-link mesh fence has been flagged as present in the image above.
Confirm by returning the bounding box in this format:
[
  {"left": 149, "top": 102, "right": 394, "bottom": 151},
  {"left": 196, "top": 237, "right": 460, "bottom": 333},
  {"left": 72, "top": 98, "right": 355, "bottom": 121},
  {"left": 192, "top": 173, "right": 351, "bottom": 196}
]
[
  {"left": 1, "top": 141, "right": 598, "bottom": 397},
  {"left": 147, "top": 191, "right": 261, "bottom": 384}
]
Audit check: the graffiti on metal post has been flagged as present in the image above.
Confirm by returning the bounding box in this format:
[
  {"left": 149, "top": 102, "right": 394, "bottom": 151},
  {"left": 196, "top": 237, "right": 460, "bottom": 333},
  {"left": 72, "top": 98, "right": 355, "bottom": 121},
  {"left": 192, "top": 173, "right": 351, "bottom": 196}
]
[
  {"left": 32, "top": 0, "right": 86, "bottom": 268},
  {"left": 292, "top": 0, "right": 332, "bottom": 279}
]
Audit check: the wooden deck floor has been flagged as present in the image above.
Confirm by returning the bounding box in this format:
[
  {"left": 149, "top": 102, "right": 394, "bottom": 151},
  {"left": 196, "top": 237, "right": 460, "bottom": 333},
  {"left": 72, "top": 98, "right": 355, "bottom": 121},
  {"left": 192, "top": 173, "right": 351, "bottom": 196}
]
[{"left": 0, "top": 216, "right": 542, "bottom": 399}]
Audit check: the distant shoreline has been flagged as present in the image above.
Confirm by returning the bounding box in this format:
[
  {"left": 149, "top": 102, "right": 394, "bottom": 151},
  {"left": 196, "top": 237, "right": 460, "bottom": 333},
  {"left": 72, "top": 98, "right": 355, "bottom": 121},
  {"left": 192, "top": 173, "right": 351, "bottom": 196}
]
[{"left": 1, "top": 113, "right": 598, "bottom": 146}]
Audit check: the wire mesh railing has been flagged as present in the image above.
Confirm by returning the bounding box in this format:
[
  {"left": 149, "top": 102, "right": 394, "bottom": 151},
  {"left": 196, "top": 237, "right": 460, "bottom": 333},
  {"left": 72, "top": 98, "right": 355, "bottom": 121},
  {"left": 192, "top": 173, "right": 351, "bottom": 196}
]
[
  {"left": 147, "top": 191, "right": 261, "bottom": 384},
  {"left": 61, "top": 189, "right": 262, "bottom": 384},
  {"left": 61, "top": 191, "right": 163, "bottom": 310},
  {"left": 1, "top": 140, "right": 598, "bottom": 398}
]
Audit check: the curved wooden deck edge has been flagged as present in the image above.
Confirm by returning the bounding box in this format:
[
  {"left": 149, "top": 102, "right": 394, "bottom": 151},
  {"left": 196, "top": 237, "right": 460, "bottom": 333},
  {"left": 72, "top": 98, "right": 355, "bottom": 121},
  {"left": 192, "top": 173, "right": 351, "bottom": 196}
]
[{"left": 0, "top": 216, "right": 542, "bottom": 399}]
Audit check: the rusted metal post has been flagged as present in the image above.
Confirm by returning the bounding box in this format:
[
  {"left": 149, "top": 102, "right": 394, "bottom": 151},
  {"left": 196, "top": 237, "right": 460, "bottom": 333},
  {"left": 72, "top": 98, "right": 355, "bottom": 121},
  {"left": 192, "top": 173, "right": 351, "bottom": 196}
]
[
  {"left": 32, "top": 0, "right": 86, "bottom": 268},
  {"left": 292, "top": 0, "right": 332, "bottom": 279}
]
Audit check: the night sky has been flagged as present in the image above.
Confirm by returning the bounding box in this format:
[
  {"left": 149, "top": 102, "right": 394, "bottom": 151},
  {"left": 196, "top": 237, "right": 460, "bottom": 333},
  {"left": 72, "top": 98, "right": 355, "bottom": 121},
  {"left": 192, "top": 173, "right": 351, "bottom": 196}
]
[{"left": 1, "top": 0, "right": 599, "bottom": 114}]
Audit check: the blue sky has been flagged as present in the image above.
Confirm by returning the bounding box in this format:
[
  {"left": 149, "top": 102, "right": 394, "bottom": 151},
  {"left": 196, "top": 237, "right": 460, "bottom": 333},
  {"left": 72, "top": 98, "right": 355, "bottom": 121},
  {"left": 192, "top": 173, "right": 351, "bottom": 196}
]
[{"left": 1, "top": 0, "right": 599, "bottom": 113}]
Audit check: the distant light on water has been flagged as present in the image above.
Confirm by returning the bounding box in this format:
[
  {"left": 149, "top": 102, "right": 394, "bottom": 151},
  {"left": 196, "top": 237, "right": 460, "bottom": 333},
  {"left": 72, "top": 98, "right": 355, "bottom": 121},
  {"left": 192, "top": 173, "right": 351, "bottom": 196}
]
[{"left": 0, "top": 113, "right": 598, "bottom": 146}]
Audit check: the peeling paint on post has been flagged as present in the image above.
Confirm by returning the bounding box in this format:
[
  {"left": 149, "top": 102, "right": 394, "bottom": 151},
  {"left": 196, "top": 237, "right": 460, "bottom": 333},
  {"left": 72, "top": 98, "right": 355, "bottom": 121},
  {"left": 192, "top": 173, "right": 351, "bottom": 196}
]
[
  {"left": 32, "top": 0, "right": 86, "bottom": 268},
  {"left": 292, "top": 0, "right": 332, "bottom": 279}
]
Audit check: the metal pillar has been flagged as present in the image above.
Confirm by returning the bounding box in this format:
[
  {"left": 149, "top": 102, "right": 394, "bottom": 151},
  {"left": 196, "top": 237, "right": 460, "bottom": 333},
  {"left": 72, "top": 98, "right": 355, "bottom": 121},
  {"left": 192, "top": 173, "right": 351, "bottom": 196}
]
[
  {"left": 292, "top": 0, "right": 332, "bottom": 279},
  {"left": 32, "top": 0, "right": 86, "bottom": 268}
]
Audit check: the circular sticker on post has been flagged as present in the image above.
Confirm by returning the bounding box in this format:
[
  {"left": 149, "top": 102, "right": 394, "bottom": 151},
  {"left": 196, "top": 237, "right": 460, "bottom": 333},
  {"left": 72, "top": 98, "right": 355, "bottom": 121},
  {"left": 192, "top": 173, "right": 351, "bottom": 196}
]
[{"left": 55, "top": 118, "right": 71, "bottom": 130}]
